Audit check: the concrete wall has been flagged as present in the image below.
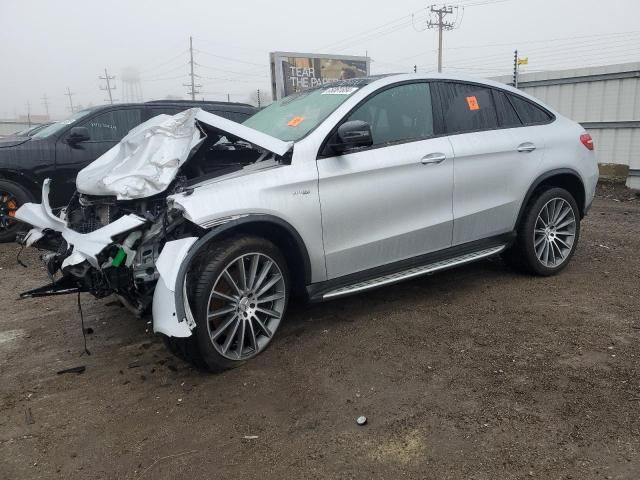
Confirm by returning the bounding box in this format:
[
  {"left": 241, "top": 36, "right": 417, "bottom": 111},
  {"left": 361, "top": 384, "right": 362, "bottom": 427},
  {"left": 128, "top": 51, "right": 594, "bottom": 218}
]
[{"left": 493, "top": 63, "right": 640, "bottom": 188}]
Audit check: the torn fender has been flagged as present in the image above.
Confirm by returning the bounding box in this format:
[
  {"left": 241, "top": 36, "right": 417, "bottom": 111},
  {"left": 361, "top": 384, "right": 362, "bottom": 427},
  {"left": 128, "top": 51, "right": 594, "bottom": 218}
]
[
  {"left": 15, "top": 179, "right": 146, "bottom": 268},
  {"left": 152, "top": 237, "right": 198, "bottom": 338}
]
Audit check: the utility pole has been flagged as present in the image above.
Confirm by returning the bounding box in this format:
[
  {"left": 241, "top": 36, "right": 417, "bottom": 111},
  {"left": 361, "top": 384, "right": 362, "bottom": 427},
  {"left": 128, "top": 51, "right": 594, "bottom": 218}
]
[
  {"left": 41, "top": 94, "right": 50, "bottom": 118},
  {"left": 184, "top": 36, "right": 201, "bottom": 100},
  {"left": 26, "top": 102, "right": 32, "bottom": 127},
  {"left": 426, "top": 5, "right": 455, "bottom": 73},
  {"left": 65, "top": 87, "right": 75, "bottom": 113},
  {"left": 99, "top": 68, "right": 117, "bottom": 104},
  {"left": 227, "top": 93, "right": 230, "bottom": 103},
  {"left": 513, "top": 50, "right": 519, "bottom": 88},
  {"left": 413, "top": 65, "right": 417, "bottom": 73},
  {"left": 256, "top": 89, "right": 261, "bottom": 108}
]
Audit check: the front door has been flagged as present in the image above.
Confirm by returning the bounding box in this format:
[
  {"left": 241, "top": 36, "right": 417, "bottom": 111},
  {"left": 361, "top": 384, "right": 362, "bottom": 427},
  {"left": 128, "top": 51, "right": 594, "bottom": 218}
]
[
  {"left": 52, "top": 107, "right": 143, "bottom": 206},
  {"left": 317, "top": 82, "right": 454, "bottom": 279}
]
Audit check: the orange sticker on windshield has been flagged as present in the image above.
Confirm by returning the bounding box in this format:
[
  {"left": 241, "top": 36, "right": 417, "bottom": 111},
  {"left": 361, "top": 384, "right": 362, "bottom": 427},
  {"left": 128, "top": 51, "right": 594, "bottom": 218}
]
[
  {"left": 287, "top": 116, "right": 305, "bottom": 127},
  {"left": 466, "top": 96, "right": 480, "bottom": 111}
]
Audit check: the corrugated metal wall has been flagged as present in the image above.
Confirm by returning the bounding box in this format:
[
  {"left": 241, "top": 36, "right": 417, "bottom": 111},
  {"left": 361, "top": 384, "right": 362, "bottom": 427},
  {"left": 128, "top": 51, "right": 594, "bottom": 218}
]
[{"left": 493, "top": 63, "right": 640, "bottom": 172}]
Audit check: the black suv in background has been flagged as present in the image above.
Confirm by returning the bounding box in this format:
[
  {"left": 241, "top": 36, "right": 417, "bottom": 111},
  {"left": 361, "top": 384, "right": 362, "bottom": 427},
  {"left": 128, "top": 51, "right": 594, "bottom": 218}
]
[{"left": 0, "top": 100, "right": 256, "bottom": 241}]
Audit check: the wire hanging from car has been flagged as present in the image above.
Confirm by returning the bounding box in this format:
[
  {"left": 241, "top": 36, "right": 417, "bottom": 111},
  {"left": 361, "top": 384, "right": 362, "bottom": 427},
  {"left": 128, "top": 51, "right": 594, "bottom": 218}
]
[
  {"left": 16, "top": 245, "right": 28, "bottom": 268},
  {"left": 77, "top": 292, "right": 91, "bottom": 356}
]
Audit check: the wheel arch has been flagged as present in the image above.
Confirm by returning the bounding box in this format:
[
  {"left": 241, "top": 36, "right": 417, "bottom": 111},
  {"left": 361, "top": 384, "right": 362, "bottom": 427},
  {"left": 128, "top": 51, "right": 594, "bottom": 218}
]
[
  {"left": 516, "top": 169, "right": 586, "bottom": 229},
  {"left": 174, "top": 215, "right": 312, "bottom": 323}
]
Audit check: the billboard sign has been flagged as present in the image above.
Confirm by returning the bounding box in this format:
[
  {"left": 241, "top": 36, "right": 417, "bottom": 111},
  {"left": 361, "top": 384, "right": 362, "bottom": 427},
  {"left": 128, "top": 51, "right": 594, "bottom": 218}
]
[{"left": 270, "top": 52, "right": 370, "bottom": 100}]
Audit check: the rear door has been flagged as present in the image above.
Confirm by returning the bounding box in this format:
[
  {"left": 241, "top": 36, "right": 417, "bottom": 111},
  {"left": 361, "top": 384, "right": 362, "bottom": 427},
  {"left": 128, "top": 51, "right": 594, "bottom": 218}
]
[
  {"left": 317, "top": 82, "right": 454, "bottom": 279},
  {"left": 52, "top": 107, "right": 144, "bottom": 205},
  {"left": 436, "top": 82, "right": 549, "bottom": 245}
]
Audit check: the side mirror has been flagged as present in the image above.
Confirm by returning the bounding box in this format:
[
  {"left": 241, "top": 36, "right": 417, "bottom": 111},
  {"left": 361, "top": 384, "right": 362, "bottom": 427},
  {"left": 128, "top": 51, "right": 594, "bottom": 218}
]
[
  {"left": 330, "top": 120, "right": 373, "bottom": 154},
  {"left": 67, "top": 126, "right": 90, "bottom": 144}
]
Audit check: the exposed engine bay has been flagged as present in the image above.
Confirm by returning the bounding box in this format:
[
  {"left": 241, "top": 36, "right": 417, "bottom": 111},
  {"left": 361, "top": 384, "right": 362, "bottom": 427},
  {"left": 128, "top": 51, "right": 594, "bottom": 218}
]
[{"left": 15, "top": 108, "right": 293, "bottom": 335}]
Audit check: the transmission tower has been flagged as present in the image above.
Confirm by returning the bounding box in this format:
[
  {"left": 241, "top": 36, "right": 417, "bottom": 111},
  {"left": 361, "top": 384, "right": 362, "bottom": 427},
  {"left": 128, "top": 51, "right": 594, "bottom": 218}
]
[
  {"left": 99, "top": 68, "right": 117, "bottom": 104},
  {"left": 65, "top": 87, "right": 75, "bottom": 113},
  {"left": 183, "top": 36, "right": 201, "bottom": 100},
  {"left": 41, "top": 94, "right": 50, "bottom": 118},
  {"left": 121, "top": 67, "right": 144, "bottom": 102},
  {"left": 426, "top": 5, "right": 457, "bottom": 73}
]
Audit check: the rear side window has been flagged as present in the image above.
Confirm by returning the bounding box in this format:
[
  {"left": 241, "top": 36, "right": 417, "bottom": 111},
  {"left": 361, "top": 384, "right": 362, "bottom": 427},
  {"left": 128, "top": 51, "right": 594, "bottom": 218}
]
[
  {"left": 507, "top": 95, "right": 553, "bottom": 125},
  {"left": 82, "top": 109, "right": 143, "bottom": 142},
  {"left": 347, "top": 82, "right": 434, "bottom": 146},
  {"left": 438, "top": 82, "right": 498, "bottom": 134},
  {"left": 493, "top": 90, "right": 522, "bottom": 128}
]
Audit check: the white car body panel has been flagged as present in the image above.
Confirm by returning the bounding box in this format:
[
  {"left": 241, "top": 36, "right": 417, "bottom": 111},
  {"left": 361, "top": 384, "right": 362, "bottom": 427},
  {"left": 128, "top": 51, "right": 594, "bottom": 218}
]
[
  {"left": 153, "top": 237, "right": 198, "bottom": 338},
  {"left": 16, "top": 180, "right": 147, "bottom": 268},
  {"left": 76, "top": 108, "right": 293, "bottom": 201}
]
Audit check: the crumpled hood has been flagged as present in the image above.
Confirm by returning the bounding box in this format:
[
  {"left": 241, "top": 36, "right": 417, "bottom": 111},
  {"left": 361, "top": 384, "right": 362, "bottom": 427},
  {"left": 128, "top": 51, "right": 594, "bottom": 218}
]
[
  {"left": 75, "top": 108, "right": 293, "bottom": 201},
  {"left": 0, "top": 137, "right": 30, "bottom": 148}
]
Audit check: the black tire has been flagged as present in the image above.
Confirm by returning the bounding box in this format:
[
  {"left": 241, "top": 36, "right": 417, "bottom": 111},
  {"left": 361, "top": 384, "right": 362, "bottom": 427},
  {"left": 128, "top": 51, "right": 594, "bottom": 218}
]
[
  {"left": 502, "top": 187, "right": 581, "bottom": 276},
  {"left": 0, "top": 179, "right": 34, "bottom": 243},
  {"left": 163, "top": 235, "right": 290, "bottom": 373}
]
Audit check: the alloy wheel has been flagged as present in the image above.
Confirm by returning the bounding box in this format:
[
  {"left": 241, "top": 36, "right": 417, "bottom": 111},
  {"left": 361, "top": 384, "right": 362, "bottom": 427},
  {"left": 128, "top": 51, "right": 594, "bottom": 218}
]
[
  {"left": 206, "top": 253, "right": 286, "bottom": 361},
  {"left": 533, "top": 197, "right": 577, "bottom": 268}
]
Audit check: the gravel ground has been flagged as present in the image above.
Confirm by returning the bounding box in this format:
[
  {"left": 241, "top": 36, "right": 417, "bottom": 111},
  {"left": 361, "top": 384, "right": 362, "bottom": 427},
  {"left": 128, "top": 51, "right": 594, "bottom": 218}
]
[{"left": 0, "top": 182, "right": 639, "bottom": 480}]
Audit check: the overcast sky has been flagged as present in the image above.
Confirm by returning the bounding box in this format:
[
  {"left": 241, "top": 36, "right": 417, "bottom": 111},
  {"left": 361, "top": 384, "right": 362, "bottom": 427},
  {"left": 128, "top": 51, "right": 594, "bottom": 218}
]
[{"left": 1, "top": 0, "right": 639, "bottom": 119}]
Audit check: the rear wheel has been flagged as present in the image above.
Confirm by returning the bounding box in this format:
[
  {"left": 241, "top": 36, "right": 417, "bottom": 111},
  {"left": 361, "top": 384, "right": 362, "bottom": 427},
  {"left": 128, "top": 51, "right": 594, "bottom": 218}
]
[
  {"left": 0, "top": 180, "right": 33, "bottom": 243},
  {"left": 164, "top": 236, "right": 289, "bottom": 372},
  {"left": 502, "top": 187, "right": 581, "bottom": 276}
]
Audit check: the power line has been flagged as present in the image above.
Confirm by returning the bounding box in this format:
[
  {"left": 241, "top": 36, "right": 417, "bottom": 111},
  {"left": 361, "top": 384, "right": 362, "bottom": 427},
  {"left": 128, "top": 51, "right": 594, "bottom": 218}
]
[{"left": 99, "top": 68, "right": 117, "bottom": 104}]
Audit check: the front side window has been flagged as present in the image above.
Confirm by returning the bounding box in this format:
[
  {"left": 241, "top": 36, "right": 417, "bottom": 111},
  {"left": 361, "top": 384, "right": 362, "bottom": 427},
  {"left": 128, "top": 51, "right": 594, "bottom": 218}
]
[
  {"left": 439, "top": 82, "right": 498, "bottom": 134},
  {"left": 82, "top": 109, "right": 143, "bottom": 142},
  {"left": 508, "top": 94, "right": 553, "bottom": 125},
  {"left": 346, "top": 83, "right": 434, "bottom": 146}
]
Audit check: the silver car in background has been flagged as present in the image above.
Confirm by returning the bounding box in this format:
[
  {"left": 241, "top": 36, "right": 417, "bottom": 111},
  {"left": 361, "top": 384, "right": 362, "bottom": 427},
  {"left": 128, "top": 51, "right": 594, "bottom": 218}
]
[{"left": 16, "top": 73, "right": 599, "bottom": 372}]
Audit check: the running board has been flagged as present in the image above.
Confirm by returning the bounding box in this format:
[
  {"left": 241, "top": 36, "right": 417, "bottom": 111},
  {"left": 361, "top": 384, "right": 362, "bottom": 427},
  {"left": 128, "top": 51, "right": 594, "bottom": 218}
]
[{"left": 322, "top": 245, "right": 506, "bottom": 300}]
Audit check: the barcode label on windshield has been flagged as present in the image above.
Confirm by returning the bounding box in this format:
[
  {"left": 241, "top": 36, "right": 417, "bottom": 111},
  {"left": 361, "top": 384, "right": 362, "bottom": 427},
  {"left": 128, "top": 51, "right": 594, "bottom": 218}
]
[{"left": 322, "top": 87, "right": 359, "bottom": 95}]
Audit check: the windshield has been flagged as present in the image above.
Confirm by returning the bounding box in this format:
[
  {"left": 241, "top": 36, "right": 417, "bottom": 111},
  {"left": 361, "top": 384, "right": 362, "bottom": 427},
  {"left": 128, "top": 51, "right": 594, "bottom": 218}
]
[
  {"left": 243, "top": 86, "right": 361, "bottom": 142},
  {"left": 32, "top": 109, "right": 94, "bottom": 138}
]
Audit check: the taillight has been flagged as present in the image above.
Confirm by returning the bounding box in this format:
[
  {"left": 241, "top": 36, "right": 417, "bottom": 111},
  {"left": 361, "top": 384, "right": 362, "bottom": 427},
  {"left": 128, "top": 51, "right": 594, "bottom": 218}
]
[{"left": 580, "top": 133, "right": 594, "bottom": 151}]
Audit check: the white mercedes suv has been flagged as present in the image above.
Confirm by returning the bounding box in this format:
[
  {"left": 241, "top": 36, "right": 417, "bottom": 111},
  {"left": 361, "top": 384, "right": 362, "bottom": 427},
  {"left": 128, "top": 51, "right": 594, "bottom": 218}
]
[{"left": 16, "top": 73, "right": 599, "bottom": 371}]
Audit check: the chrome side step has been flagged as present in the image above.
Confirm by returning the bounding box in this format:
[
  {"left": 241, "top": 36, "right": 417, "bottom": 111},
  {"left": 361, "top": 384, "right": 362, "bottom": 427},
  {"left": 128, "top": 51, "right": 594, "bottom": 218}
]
[{"left": 322, "top": 245, "right": 506, "bottom": 300}]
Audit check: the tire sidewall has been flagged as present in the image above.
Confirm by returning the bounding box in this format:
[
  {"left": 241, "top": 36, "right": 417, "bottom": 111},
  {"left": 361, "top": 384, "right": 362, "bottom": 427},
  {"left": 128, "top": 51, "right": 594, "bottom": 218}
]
[
  {"left": 521, "top": 187, "right": 581, "bottom": 276},
  {"left": 192, "top": 236, "right": 290, "bottom": 372}
]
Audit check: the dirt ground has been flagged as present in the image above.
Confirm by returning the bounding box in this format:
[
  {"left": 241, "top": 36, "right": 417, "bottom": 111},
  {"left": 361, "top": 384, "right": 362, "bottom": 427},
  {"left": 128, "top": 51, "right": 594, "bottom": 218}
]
[{"left": 1, "top": 182, "right": 639, "bottom": 480}]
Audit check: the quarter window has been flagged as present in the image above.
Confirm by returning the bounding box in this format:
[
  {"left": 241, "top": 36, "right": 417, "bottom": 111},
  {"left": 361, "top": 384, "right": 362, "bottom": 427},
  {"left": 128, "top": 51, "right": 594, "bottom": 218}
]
[
  {"left": 82, "top": 109, "right": 143, "bottom": 142},
  {"left": 507, "top": 94, "right": 553, "bottom": 125},
  {"left": 493, "top": 90, "right": 522, "bottom": 128},
  {"left": 346, "top": 83, "right": 434, "bottom": 146},
  {"left": 438, "top": 82, "right": 498, "bottom": 134}
]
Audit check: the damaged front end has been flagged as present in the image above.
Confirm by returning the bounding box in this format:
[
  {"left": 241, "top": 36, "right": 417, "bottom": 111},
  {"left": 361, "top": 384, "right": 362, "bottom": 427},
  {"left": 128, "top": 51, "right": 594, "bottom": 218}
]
[
  {"left": 17, "top": 178, "right": 199, "bottom": 337},
  {"left": 15, "top": 108, "right": 293, "bottom": 339}
]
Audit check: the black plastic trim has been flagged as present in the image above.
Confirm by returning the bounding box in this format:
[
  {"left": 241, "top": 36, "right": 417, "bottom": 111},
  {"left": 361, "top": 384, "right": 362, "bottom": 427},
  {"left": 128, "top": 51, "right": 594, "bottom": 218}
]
[
  {"left": 173, "top": 214, "right": 312, "bottom": 325},
  {"left": 305, "top": 233, "right": 515, "bottom": 303}
]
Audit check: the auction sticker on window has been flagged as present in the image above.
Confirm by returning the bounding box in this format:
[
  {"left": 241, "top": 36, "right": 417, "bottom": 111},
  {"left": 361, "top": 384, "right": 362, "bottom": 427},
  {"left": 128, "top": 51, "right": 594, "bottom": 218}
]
[
  {"left": 466, "top": 96, "right": 480, "bottom": 111},
  {"left": 287, "top": 116, "right": 305, "bottom": 127},
  {"left": 322, "top": 87, "right": 359, "bottom": 95}
]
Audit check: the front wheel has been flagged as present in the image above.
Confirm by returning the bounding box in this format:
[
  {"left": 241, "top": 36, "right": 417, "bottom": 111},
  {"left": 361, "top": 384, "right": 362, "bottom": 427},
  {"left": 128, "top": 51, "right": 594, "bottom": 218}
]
[
  {"left": 166, "top": 236, "right": 290, "bottom": 372},
  {"left": 0, "top": 180, "right": 33, "bottom": 243},
  {"left": 503, "top": 187, "right": 581, "bottom": 276}
]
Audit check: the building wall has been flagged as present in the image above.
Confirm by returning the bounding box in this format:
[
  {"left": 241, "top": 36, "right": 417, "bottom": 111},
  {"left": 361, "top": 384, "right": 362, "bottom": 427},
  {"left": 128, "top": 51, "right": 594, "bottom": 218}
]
[{"left": 493, "top": 63, "right": 640, "bottom": 186}]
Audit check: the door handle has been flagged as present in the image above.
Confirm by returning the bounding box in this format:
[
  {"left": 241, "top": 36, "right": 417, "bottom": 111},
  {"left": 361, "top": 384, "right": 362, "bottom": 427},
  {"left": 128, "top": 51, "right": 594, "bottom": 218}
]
[
  {"left": 421, "top": 153, "right": 447, "bottom": 165},
  {"left": 517, "top": 142, "right": 537, "bottom": 153}
]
